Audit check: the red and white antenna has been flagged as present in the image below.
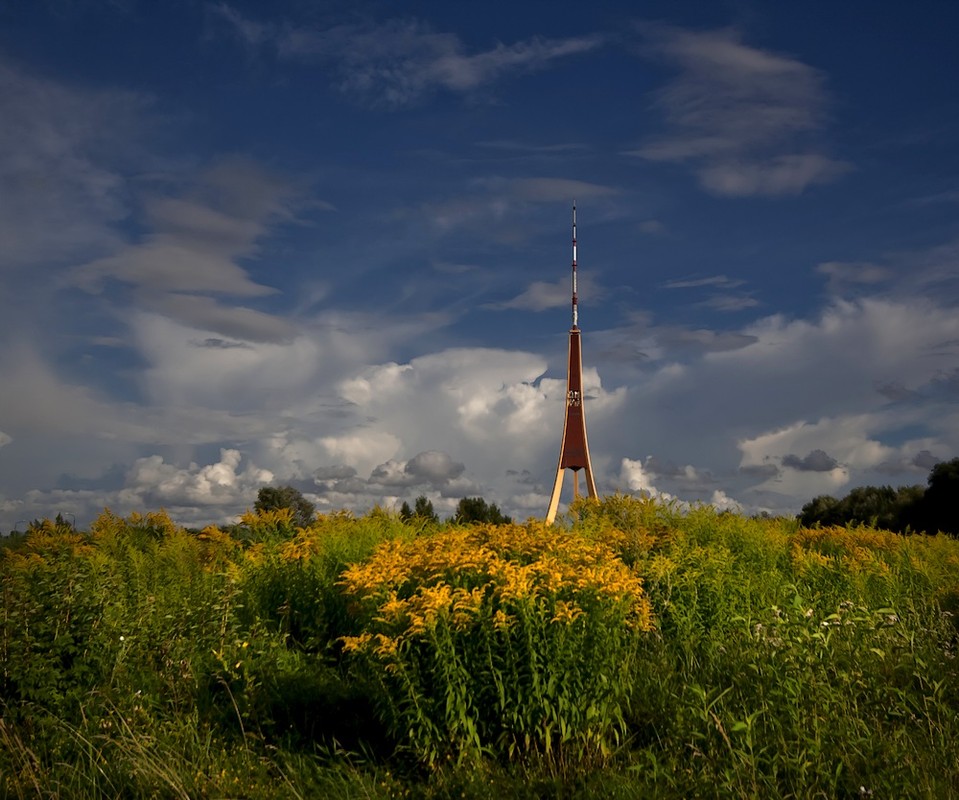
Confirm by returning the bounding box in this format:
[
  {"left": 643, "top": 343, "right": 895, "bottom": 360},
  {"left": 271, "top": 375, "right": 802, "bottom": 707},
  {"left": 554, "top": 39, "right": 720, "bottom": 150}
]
[
  {"left": 571, "top": 202, "right": 579, "bottom": 329},
  {"left": 546, "top": 201, "right": 598, "bottom": 522}
]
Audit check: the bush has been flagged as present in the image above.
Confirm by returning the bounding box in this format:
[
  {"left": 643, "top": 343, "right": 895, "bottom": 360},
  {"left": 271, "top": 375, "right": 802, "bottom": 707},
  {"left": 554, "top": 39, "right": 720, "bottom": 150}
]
[{"left": 338, "top": 521, "right": 653, "bottom": 770}]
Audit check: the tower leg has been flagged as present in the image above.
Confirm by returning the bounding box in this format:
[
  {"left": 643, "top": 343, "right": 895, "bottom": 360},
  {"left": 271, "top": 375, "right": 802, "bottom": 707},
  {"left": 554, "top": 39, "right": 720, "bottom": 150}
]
[
  {"left": 545, "top": 466, "right": 565, "bottom": 524},
  {"left": 583, "top": 463, "right": 598, "bottom": 499}
]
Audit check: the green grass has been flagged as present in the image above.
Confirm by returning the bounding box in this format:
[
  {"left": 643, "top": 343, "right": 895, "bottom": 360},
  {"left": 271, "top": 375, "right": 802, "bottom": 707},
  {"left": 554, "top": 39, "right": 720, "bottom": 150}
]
[{"left": 2, "top": 498, "right": 957, "bottom": 798}]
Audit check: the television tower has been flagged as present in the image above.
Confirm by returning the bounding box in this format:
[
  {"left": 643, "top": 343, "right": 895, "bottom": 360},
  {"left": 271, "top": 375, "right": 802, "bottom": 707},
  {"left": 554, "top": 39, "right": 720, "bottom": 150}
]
[{"left": 546, "top": 203, "right": 598, "bottom": 523}]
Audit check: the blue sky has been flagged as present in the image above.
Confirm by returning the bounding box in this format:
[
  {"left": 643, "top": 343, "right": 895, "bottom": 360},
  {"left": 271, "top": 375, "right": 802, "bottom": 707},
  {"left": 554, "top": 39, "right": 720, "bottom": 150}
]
[{"left": 1, "top": 0, "right": 958, "bottom": 529}]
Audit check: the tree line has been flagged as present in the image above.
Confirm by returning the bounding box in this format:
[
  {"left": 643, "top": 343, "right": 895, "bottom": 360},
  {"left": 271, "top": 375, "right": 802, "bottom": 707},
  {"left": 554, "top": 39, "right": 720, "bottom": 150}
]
[
  {"left": 797, "top": 457, "right": 958, "bottom": 535},
  {"left": 255, "top": 486, "right": 511, "bottom": 527}
]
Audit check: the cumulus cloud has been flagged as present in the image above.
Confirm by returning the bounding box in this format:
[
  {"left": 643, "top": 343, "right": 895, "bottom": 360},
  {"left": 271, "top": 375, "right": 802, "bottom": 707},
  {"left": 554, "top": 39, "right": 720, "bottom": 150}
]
[
  {"left": 9, "top": 449, "right": 274, "bottom": 528},
  {"left": 345, "top": 450, "right": 466, "bottom": 491},
  {"left": 617, "top": 457, "right": 673, "bottom": 501},
  {"left": 406, "top": 451, "right": 466, "bottom": 483},
  {"left": 214, "top": 7, "right": 603, "bottom": 107},
  {"left": 616, "top": 458, "right": 739, "bottom": 511},
  {"left": 629, "top": 24, "right": 849, "bottom": 196},
  {"left": 782, "top": 449, "right": 840, "bottom": 472},
  {"left": 643, "top": 455, "right": 715, "bottom": 487},
  {"left": 127, "top": 448, "right": 273, "bottom": 507},
  {"left": 313, "top": 465, "right": 358, "bottom": 481}
]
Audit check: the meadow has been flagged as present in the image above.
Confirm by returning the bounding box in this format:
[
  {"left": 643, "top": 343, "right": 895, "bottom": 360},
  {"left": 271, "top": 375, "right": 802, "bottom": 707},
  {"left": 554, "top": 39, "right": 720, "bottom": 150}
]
[{"left": 1, "top": 496, "right": 957, "bottom": 798}]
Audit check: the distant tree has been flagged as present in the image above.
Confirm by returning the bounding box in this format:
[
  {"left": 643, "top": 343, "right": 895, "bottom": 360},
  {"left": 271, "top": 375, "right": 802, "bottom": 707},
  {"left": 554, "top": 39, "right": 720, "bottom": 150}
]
[
  {"left": 912, "top": 458, "right": 959, "bottom": 535},
  {"left": 798, "top": 482, "right": 927, "bottom": 534},
  {"left": 891, "top": 484, "right": 926, "bottom": 532},
  {"left": 841, "top": 485, "right": 900, "bottom": 530},
  {"left": 254, "top": 485, "right": 315, "bottom": 528},
  {"left": 798, "top": 495, "right": 842, "bottom": 527},
  {"left": 400, "top": 496, "right": 439, "bottom": 525},
  {"left": 413, "top": 496, "right": 439, "bottom": 524},
  {"left": 453, "top": 496, "right": 511, "bottom": 525}
]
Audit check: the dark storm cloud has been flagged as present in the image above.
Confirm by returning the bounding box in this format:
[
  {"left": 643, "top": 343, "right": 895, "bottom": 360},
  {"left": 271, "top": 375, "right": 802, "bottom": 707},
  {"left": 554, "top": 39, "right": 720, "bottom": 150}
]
[{"left": 782, "top": 449, "right": 839, "bottom": 472}]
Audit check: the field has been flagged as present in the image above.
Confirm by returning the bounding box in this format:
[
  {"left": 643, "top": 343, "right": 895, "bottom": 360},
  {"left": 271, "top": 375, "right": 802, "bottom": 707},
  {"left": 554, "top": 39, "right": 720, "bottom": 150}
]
[{"left": 2, "top": 496, "right": 958, "bottom": 798}]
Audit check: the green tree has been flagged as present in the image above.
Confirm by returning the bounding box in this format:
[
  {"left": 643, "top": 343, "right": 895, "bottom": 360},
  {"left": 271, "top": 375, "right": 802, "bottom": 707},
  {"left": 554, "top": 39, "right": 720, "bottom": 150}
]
[
  {"left": 798, "top": 494, "right": 842, "bottom": 527},
  {"left": 453, "top": 496, "right": 511, "bottom": 525},
  {"left": 400, "top": 496, "right": 439, "bottom": 525},
  {"left": 913, "top": 458, "right": 959, "bottom": 535},
  {"left": 841, "top": 485, "right": 900, "bottom": 530},
  {"left": 254, "top": 485, "right": 316, "bottom": 528},
  {"left": 799, "top": 483, "right": 926, "bottom": 533}
]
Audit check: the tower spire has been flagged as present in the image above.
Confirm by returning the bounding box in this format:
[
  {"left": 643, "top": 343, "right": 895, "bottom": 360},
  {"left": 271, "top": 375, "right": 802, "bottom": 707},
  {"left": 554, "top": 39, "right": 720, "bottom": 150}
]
[
  {"left": 571, "top": 201, "right": 578, "bottom": 329},
  {"left": 546, "top": 203, "right": 598, "bottom": 524}
]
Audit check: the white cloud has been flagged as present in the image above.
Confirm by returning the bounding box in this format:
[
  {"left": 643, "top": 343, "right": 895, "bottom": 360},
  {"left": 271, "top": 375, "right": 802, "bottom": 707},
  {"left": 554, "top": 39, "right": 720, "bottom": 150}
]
[
  {"left": 126, "top": 449, "right": 274, "bottom": 507},
  {"left": 616, "top": 458, "right": 740, "bottom": 512},
  {"left": 630, "top": 25, "right": 849, "bottom": 196},
  {"left": 710, "top": 490, "right": 741, "bottom": 512},
  {"left": 319, "top": 432, "right": 403, "bottom": 477},
  {"left": 488, "top": 274, "right": 601, "bottom": 312},
  {"left": 0, "top": 58, "right": 145, "bottom": 271},
  {"left": 214, "top": 8, "right": 603, "bottom": 107},
  {"left": 8, "top": 449, "right": 274, "bottom": 529},
  {"left": 67, "top": 158, "right": 302, "bottom": 333},
  {"left": 817, "top": 261, "right": 893, "bottom": 294},
  {"left": 662, "top": 275, "right": 744, "bottom": 290},
  {"left": 617, "top": 457, "right": 674, "bottom": 501}
]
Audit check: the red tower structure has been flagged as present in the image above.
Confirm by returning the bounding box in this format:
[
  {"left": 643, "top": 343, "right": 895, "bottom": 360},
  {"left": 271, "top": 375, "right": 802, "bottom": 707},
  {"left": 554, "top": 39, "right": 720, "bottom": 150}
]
[{"left": 546, "top": 203, "right": 598, "bottom": 523}]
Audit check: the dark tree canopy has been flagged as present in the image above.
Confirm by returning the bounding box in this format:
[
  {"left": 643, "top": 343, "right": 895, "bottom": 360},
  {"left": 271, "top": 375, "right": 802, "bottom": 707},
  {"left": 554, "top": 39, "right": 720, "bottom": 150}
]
[
  {"left": 798, "top": 457, "right": 959, "bottom": 536},
  {"left": 400, "top": 495, "right": 439, "bottom": 525},
  {"left": 913, "top": 457, "right": 959, "bottom": 535},
  {"left": 254, "top": 485, "right": 316, "bottom": 528},
  {"left": 453, "top": 497, "right": 512, "bottom": 525}
]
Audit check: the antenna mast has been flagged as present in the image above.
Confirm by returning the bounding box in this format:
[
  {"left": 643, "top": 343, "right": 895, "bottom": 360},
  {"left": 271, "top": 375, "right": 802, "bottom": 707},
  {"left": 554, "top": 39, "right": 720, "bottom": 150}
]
[
  {"left": 546, "top": 202, "right": 598, "bottom": 523},
  {"left": 571, "top": 202, "right": 578, "bottom": 329}
]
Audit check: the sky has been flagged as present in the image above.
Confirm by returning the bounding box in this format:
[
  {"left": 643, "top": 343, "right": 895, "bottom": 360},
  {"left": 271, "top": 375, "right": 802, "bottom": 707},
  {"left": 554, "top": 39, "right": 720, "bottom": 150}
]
[{"left": 1, "top": 0, "right": 958, "bottom": 530}]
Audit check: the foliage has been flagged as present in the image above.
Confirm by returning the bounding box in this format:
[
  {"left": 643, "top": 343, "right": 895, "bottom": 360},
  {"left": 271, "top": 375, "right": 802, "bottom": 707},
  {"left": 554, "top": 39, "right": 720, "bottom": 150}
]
[
  {"left": 254, "top": 485, "right": 316, "bottom": 529},
  {"left": 912, "top": 457, "right": 959, "bottom": 535},
  {"left": 798, "top": 457, "right": 959, "bottom": 536},
  {"left": 798, "top": 484, "right": 920, "bottom": 531},
  {"left": 2, "top": 497, "right": 958, "bottom": 798},
  {"left": 399, "top": 495, "right": 439, "bottom": 525},
  {"left": 339, "top": 521, "right": 653, "bottom": 770},
  {"left": 453, "top": 496, "right": 512, "bottom": 525}
]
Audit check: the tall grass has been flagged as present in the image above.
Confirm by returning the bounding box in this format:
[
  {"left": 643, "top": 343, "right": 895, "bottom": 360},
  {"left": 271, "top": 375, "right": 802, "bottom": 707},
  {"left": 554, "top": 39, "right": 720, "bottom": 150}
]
[{"left": 1, "top": 498, "right": 957, "bottom": 798}]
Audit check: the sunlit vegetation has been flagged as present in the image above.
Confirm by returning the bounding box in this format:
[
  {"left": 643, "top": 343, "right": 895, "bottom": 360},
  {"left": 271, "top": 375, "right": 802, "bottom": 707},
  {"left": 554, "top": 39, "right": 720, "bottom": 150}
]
[
  {"left": 798, "top": 456, "right": 959, "bottom": 535},
  {"left": 2, "top": 498, "right": 958, "bottom": 798}
]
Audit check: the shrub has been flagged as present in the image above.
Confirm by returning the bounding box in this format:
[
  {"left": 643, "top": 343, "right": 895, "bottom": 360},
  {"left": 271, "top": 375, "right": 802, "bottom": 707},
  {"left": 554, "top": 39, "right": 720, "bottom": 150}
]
[{"left": 338, "top": 521, "right": 653, "bottom": 770}]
